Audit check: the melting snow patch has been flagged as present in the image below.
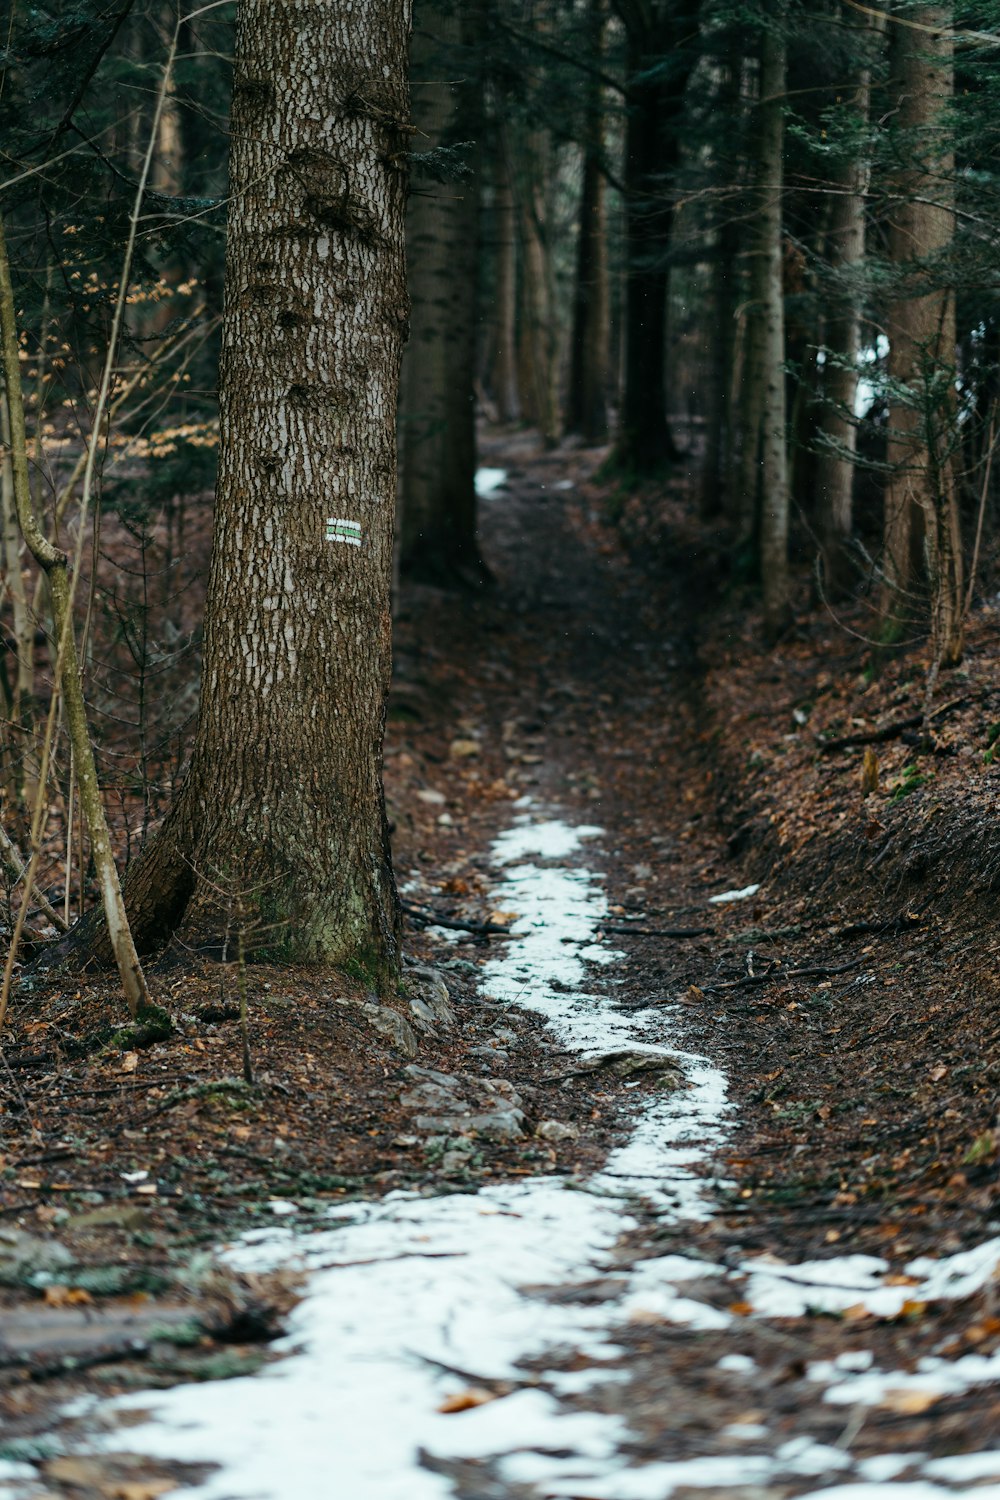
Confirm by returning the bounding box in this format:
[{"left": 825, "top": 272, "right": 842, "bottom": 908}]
[
  {"left": 709, "top": 883, "right": 760, "bottom": 904},
  {"left": 744, "top": 1239, "right": 1000, "bottom": 1320},
  {"left": 473, "top": 467, "right": 508, "bottom": 497}
]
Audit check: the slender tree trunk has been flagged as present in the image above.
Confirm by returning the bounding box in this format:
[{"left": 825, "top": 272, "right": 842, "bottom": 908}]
[
  {"left": 0, "top": 216, "right": 151, "bottom": 1018},
  {"left": 700, "top": 42, "right": 743, "bottom": 519},
  {"left": 1, "top": 394, "right": 35, "bottom": 747},
  {"left": 398, "top": 0, "right": 486, "bottom": 585},
  {"left": 750, "top": 14, "right": 790, "bottom": 635},
  {"left": 58, "top": 0, "right": 411, "bottom": 984},
  {"left": 567, "top": 0, "right": 610, "bottom": 444},
  {"left": 881, "top": 4, "right": 962, "bottom": 665},
  {"left": 489, "top": 143, "right": 520, "bottom": 424},
  {"left": 514, "top": 127, "right": 561, "bottom": 447},
  {"left": 815, "top": 14, "right": 877, "bottom": 598}
]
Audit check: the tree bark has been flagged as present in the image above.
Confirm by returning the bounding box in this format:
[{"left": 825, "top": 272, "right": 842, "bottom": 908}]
[
  {"left": 60, "top": 0, "right": 411, "bottom": 984},
  {"left": 815, "top": 10, "right": 878, "bottom": 598},
  {"left": 617, "top": 23, "right": 677, "bottom": 471},
  {"left": 488, "top": 142, "right": 520, "bottom": 424},
  {"left": 566, "top": 0, "right": 610, "bottom": 445},
  {"left": 397, "top": 0, "right": 486, "bottom": 586},
  {"left": 881, "top": 4, "right": 962, "bottom": 665},
  {"left": 750, "top": 13, "right": 790, "bottom": 635},
  {"left": 514, "top": 126, "right": 561, "bottom": 448},
  {"left": 700, "top": 40, "right": 744, "bottom": 519}
]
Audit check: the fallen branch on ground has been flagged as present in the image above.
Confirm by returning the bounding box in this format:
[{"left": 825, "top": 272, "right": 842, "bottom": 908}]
[
  {"left": 402, "top": 901, "right": 510, "bottom": 937},
  {"left": 817, "top": 692, "right": 976, "bottom": 754},
  {"left": 703, "top": 960, "right": 860, "bottom": 991},
  {"left": 598, "top": 923, "right": 713, "bottom": 939}
]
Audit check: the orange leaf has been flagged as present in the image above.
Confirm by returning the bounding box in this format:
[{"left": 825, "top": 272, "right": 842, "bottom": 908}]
[
  {"left": 43, "top": 1285, "right": 93, "bottom": 1307},
  {"left": 878, "top": 1387, "right": 939, "bottom": 1415},
  {"left": 438, "top": 1387, "right": 497, "bottom": 1414}
]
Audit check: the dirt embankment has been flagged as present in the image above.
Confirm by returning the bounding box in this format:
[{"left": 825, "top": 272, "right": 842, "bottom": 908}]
[{"left": 602, "top": 463, "right": 1000, "bottom": 1258}]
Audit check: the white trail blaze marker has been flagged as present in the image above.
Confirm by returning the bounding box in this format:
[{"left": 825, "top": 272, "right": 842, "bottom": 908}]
[{"left": 326, "top": 518, "right": 362, "bottom": 547}]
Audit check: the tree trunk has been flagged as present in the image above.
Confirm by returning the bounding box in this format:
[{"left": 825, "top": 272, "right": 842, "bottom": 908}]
[
  {"left": 566, "top": 0, "right": 610, "bottom": 444},
  {"left": 617, "top": 25, "right": 676, "bottom": 471},
  {"left": 815, "top": 12, "right": 877, "bottom": 598},
  {"left": 1, "top": 392, "right": 36, "bottom": 792},
  {"left": 62, "top": 0, "right": 411, "bottom": 984},
  {"left": 751, "top": 14, "right": 790, "bottom": 635},
  {"left": 700, "top": 41, "right": 743, "bottom": 520},
  {"left": 881, "top": 4, "right": 962, "bottom": 665},
  {"left": 397, "top": 0, "right": 486, "bottom": 586},
  {"left": 514, "top": 127, "right": 561, "bottom": 447},
  {"left": 488, "top": 143, "right": 520, "bottom": 424}
]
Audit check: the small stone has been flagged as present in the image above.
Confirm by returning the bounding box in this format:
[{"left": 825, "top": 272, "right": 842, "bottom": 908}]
[
  {"left": 449, "top": 738, "right": 481, "bottom": 759},
  {"left": 0, "top": 1231, "right": 74, "bottom": 1284},
  {"left": 362, "top": 1002, "right": 418, "bottom": 1059},
  {"left": 406, "top": 966, "right": 456, "bottom": 1029},
  {"left": 416, "top": 788, "right": 447, "bottom": 805},
  {"left": 536, "top": 1119, "right": 580, "bottom": 1143},
  {"left": 437, "top": 813, "right": 454, "bottom": 826}
]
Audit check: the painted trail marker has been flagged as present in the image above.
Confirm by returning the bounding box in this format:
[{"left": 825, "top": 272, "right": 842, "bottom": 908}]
[{"left": 326, "top": 518, "right": 361, "bottom": 547}]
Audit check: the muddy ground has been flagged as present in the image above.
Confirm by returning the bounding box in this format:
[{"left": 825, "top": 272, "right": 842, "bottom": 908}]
[{"left": 1, "top": 428, "right": 999, "bottom": 1491}]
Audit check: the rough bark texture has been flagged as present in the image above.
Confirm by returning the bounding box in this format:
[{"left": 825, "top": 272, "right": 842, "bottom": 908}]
[
  {"left": 881, "top": 5, "right": 962, "bottom": 665},
  {"left": 397, "top": 0, "right": 485, "bottom": 586},
  {"left": 70, "top": 0, "right": 411, "bottom": 981},
  {"left": 566, "top": 0, "right": 610, "bottom": 445}
]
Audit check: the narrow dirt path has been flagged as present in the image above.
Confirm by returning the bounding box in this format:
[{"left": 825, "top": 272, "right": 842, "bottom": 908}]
[{"left": 3, "top": 434, "right": 999, "bottom": 1499}]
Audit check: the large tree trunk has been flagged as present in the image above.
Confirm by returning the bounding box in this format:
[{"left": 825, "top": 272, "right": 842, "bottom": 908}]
[
  {"left": 397, "top": 0, "right": 486, "bottom": 586},
  {"left": 881, "top": 4, "right": 962, "bottom": 665},
  {"left": 566, "top": 0, "right": 610, "bottom": 445},
  {"left": 60, "top": 0, "right": 410, "bottom": 985}
]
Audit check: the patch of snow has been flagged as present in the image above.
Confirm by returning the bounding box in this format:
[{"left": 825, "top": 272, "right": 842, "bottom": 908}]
[
  {"left": 473, "top": 467, "right": 508, "bottom": 497},
  {"left": 923, "top": 1452, "right": 1000, "bottom": 1481},
  {"left": 745, "top": 1239, "right": 1000, "bottom": 1320},
  {"left": 708, "top": 883, "right": 760, "bottom": 904}
]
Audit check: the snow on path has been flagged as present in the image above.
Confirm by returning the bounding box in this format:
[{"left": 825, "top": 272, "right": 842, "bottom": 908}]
[{"left": 14, "top": 815, "right": 1000, "bottom": 1500}]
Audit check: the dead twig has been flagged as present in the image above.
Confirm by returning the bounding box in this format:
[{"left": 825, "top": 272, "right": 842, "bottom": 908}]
[
  {"left": 703, "top": 960, "right": 860, "bottom": 991},
  {"left": 598, "top": 923, "right": 713, "bottom": 939},
  {"left": 816, "top": 692, "right": 976, "bottom": 754},
  {"left": 402, "top": 901, "right": 509, "bottom": 937}
]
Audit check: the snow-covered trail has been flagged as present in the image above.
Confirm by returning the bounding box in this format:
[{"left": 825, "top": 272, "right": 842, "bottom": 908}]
[{"left": 9, "top": 815, "right": 1000, "bottom": 1500}]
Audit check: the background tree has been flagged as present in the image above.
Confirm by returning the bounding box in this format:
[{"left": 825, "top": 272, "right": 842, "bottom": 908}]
[{"left": 397, "top": 0, "right": 488, "bottom": 586}]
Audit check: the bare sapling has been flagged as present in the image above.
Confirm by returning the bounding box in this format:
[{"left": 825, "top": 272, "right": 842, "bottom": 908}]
[{"left": 0, "top": 216, "right": 150, "bottom": 1020}]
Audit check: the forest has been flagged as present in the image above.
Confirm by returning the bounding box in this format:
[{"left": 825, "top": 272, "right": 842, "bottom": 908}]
[{"left": 1, "top": 1, "right": 1000, "bottom": 1497}]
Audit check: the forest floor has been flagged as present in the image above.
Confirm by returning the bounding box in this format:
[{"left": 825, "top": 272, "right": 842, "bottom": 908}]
[{"left": 1, "top": 427, "right": 1000, "bottom": 1496}]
